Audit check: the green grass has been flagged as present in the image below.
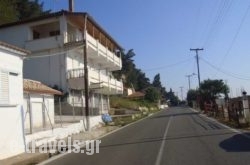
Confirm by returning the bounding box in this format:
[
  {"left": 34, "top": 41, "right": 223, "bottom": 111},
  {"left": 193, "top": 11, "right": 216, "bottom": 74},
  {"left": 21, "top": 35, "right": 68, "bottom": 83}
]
[
  {"left": 109, "top": 96, "right": 160, "bottom": 126},
  {"left": 110, "top": 96, "right": 158, "bottom": 110}
]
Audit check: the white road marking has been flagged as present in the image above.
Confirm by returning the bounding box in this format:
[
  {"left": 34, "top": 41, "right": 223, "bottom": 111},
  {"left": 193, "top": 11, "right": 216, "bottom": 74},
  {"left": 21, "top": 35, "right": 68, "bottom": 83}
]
[{"left": 155, "top": 116, "right": 173, "bottom": 165}]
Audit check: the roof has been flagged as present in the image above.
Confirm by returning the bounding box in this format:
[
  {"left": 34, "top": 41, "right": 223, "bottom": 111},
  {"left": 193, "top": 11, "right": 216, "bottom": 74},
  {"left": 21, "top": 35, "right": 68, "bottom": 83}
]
[
  {"left": 0, "top": 10, "right": 123, "bottom": 50},
  {"left": 0, "top": 41, "right": 30, "bottom": 55},
  {"left": 127, "top": 92, "right": 145, "bottom": 98},
  {"left": 23, "top": 79, "right": 62, "bottom": 95}
]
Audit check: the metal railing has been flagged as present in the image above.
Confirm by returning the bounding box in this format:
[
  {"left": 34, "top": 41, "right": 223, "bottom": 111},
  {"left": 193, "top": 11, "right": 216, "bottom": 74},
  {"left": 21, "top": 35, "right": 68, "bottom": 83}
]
[
  {"left": 67, "top": 68, "right": 84, "bottom": 79},
  {"left": 65, "top": 33, "right": 83, "bottom": 43}
]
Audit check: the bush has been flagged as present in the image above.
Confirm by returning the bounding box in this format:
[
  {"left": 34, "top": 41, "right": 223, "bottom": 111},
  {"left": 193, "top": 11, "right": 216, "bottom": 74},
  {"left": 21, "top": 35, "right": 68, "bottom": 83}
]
[{"left": 144, "top": 87, "right": 160, "bottom": 103}]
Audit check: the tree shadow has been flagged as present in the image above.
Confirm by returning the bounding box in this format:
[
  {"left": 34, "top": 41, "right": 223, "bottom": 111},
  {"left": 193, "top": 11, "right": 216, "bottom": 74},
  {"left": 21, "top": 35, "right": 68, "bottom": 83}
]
[
  {"left": 220, "top": 133, "right": 250, "bottom": 152},
  {"left": 150, "top": 112, "right": 198, "bottom": 119},
  {"left": 97, "top": 132, "right": 235, "bottom": 149}
]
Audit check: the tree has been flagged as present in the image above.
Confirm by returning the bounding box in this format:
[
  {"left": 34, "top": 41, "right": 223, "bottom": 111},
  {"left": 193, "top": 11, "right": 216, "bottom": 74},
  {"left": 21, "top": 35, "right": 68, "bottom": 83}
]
[
  {"left": 152, "top": 73, "right": 162, "bottom": 89},
  {"left": 136, "top": 69, "right": 151, "bottom": 91},
  {"left": 0, "top": 0, "right": 50, "bottom": 25},
  {"left": 199, "top": 79, "right": 229, "bottom": 102},
  {"left": 0, "top": 0, "right": 18, "bottom": 24},
  {"left": 166, "top": 88, "right": 179, "bottom": 106},
  {"left": 113, "top": 49, "right": 151, "bottom": 91},
  {"left": 186, "top": 89, "right": 198, "bottom": 106},
  {"left": 16, "top": 0, "right": 50, "bottom": 20},
  {"left": 145, "top": 87, "right": 160, "bottom": 103}
]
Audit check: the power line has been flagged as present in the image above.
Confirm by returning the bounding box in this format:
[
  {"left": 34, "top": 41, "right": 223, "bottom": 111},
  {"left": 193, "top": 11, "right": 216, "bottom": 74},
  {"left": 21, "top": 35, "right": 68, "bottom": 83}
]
[
  {"left": 143, "top": 58, "right": 193, "bottom": 71},
  {"left": 215, "top": 4, "right": 250, "bottom": 73},
  {"left": 200, "top": 57, "right": 250, "bottom": 80},
  {"left": 202, "top": 0, "right": 233, "bottom": 48}
]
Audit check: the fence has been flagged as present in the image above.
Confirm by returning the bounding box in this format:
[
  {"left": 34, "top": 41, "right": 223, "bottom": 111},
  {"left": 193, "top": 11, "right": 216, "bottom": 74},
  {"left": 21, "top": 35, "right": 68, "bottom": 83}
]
[{"left": 54, "top": 93, "right": 109, "bottom": 127}]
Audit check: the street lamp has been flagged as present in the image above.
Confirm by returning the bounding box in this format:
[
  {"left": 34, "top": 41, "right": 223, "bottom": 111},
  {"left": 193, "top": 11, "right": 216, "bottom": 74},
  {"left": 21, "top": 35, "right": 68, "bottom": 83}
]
[{"left": 186, "top": 73, "right": 196, "bottom": 90}]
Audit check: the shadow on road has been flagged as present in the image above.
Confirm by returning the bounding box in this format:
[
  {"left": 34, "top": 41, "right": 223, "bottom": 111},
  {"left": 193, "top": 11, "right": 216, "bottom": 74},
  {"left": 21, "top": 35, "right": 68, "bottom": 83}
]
[
  {"left": 98, "top": 132, "right": 235, "bottom": 149},
  {"left": 220, "top": 133, "right": 250, "bottom": 152},
  {"left": 150, "top": 112, "right": 198, "bottom": 119}
]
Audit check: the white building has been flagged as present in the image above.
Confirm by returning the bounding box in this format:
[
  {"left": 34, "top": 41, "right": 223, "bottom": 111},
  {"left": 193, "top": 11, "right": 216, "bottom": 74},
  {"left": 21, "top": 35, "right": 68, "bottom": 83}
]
[
  {"left": 23, "top": 79, "right": 62, "bottom": 133},
  {"left": 0, "top": 41, "right": 29, "bottom": 159},
  {"left": 0, "top": 10, "right": 123, "bottom": 128}
]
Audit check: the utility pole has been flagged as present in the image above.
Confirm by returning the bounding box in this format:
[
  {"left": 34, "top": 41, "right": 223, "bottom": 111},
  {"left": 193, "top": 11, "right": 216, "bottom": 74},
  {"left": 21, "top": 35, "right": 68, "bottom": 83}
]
[
  {"left": 190, "top": 48, "right": 203, "bottom": 88},
  {"left": 84, "top": 16, "right": 90, "bottom": 131},
  {"left": 186, "top": 73, "right": 196, "bottom": 90},
  {"left": 180, "top": 86, "right": 184, "bottom": 101}
]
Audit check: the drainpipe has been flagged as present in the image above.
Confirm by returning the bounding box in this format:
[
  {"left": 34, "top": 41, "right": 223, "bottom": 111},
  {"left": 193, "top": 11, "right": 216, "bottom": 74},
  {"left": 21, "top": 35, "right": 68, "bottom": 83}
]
[{"left": 28, "top": 94, "right": 33, "bottom": 134}]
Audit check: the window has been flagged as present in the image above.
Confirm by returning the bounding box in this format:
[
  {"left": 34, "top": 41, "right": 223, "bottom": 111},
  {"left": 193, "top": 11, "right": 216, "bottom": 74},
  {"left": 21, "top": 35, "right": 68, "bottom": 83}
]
[
  {"left": 49, "top": 30, "right": 60, "bottom": 36},
  {"left": 0, "top": 71, "right": 9, "bottom": 104},
  {"left": 33, "top": 30, "right": 40, "bottom": 39},
  {"left": 9, "top": 72, "right": 19, "bottom": 104},
  {"left": 0, "top": 71, "right": 19, "bottom": 105}
]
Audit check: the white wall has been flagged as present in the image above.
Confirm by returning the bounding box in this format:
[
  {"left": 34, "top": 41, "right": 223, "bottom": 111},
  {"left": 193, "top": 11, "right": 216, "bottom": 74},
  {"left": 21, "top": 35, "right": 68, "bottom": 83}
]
[
  {"left": 0, "top": 26, "right": 29, "bottom": 48},
  {"left": 0, "top": 48, "right": 25, "bottom": 159},
  {"left": 24, "top": 53, "right": 67, "bottom": 91},
  {"left": 0, "top": 49, "right": 23, "bottom": 105},
  {"left": 66, "top": 50, "right": 84, "bottom": 70},
  {"left": 0, "top": 106, "right": 26, "bottom": 160},
  {"left": 23, "top": 94, "right": 55, "bottom": 130},
  {"left": 0, "top": 17, "right": 62, "bottom": 49}
]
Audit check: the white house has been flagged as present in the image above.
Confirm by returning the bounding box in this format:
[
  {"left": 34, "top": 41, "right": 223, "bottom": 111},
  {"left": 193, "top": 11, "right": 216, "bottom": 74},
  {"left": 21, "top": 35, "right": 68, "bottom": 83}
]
[
  {"left": 0, "top": 10, "right": 123, "bottom": 129},
  {"left": 23, "top": 79, "right": 62, "bottom": 134},
  {"left": 0, "top": 41, "right": 29, "bottom": 159}
]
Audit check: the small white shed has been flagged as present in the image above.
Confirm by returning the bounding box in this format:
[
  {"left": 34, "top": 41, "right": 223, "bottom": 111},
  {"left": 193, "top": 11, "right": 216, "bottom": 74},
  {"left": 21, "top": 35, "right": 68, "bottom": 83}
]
[{"left": 23, "top": 79, "right": 62, "bottom": 134}]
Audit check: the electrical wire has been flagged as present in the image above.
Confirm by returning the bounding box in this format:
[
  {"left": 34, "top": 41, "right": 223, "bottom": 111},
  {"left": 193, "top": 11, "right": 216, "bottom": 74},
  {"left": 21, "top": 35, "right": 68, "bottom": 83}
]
[
  {"left": 143, "top": 58, "right": 193, "bottom": 71},
  {"left": 216, "top": 4, "right": 250, "bottom": 68},
  {"left": 24, "top": 45, "right": 84, "bottom": 59},
  {"left": 202, "top": 0, "right": 233, "bottom": 48},
  {"left": 201, "top": 57, "right": 250, "bottom": 80}
]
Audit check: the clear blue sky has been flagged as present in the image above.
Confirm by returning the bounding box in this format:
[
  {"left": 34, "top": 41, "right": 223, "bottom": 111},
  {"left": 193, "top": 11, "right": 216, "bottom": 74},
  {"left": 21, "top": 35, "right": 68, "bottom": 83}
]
[{"left": 42, "top": 0, "right": 250, "bottom": 98}]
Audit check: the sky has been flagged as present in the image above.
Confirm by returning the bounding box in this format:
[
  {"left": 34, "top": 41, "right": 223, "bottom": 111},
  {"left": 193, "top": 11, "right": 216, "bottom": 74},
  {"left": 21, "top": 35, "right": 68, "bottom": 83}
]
[{"left": 42, "top": 0, "right": 250, "bottom": 99}]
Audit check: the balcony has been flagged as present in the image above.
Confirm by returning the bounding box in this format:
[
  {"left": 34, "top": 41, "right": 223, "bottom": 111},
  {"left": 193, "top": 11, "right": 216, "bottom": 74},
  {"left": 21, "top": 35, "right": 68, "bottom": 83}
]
[
  {"left": 86, "top": 33, "right": 122, "bottom": 71},
  {"left": 25, "top": 35, "right": 64, "bottom": 52},
  {"left": 66, "top": 68, "right": 123, "bottom": 95},
  {"left": 64, "top": 32, "right": 121, "bottom": 71}
]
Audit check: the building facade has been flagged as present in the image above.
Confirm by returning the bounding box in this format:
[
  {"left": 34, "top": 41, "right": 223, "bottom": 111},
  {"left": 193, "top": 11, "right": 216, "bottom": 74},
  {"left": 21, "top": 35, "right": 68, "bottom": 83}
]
[
  {"left": 0, "top": 11, "right": 123, "bottom": 122},
  {"left": 0, "top": 41, "right": 29, "bottom": 159}
]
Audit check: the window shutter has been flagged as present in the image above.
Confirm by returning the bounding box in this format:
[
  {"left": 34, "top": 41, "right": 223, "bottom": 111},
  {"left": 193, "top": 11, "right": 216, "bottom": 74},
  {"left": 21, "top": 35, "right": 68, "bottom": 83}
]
[{"left": 0, "top": 71, "right": 9, "bottom": 104}]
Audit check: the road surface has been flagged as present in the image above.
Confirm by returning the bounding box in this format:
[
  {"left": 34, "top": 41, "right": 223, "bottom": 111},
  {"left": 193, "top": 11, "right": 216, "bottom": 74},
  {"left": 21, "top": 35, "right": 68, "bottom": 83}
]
[{"left": 42, "top": 107, "right": 250, "bottom": 165}]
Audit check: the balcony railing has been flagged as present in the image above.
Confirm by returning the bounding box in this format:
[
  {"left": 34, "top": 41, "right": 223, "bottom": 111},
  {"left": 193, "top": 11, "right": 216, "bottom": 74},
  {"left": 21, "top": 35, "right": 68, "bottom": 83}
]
[
  {"left": 25, "top": 35, "right": 63, "bottom": 52},
  {"left": 65, "top": 33, "right": 83, "bottom": 43},
  {"left": 67, "top": 68, "right": 84, "bottom": 79},
  {"left": 67, "top": 68, "right": 123, "bottom": 93},
  {"left": 63, "top": 32, "right": 121, "bottom": 70}
]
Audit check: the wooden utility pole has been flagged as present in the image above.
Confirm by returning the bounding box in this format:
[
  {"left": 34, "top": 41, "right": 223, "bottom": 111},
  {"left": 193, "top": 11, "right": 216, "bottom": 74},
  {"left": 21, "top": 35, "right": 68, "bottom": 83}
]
[
  {"left": 186, "top": 73, "right": 196, "bottom": 90},
  {"left": 84, "top": 16, "right": 90, "bottom": 131},
  {"left": 190, "top": 48, "right": 203, "bottom": 88},
  {"left": 180, "top": 86, "right": 184, "bottom": 101}
]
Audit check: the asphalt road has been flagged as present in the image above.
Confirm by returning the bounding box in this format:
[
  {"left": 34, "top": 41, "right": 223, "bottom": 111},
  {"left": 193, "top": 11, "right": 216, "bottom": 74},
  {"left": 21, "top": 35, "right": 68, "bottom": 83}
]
[{"left": 41, "top": 107, "right": 250, "bottom": 165}]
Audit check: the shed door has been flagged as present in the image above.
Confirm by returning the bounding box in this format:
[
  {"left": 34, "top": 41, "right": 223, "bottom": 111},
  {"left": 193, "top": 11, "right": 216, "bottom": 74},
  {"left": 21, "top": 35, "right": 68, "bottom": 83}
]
[{"left": 31, "top": 102, "right": 45, "bottom": 128}]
